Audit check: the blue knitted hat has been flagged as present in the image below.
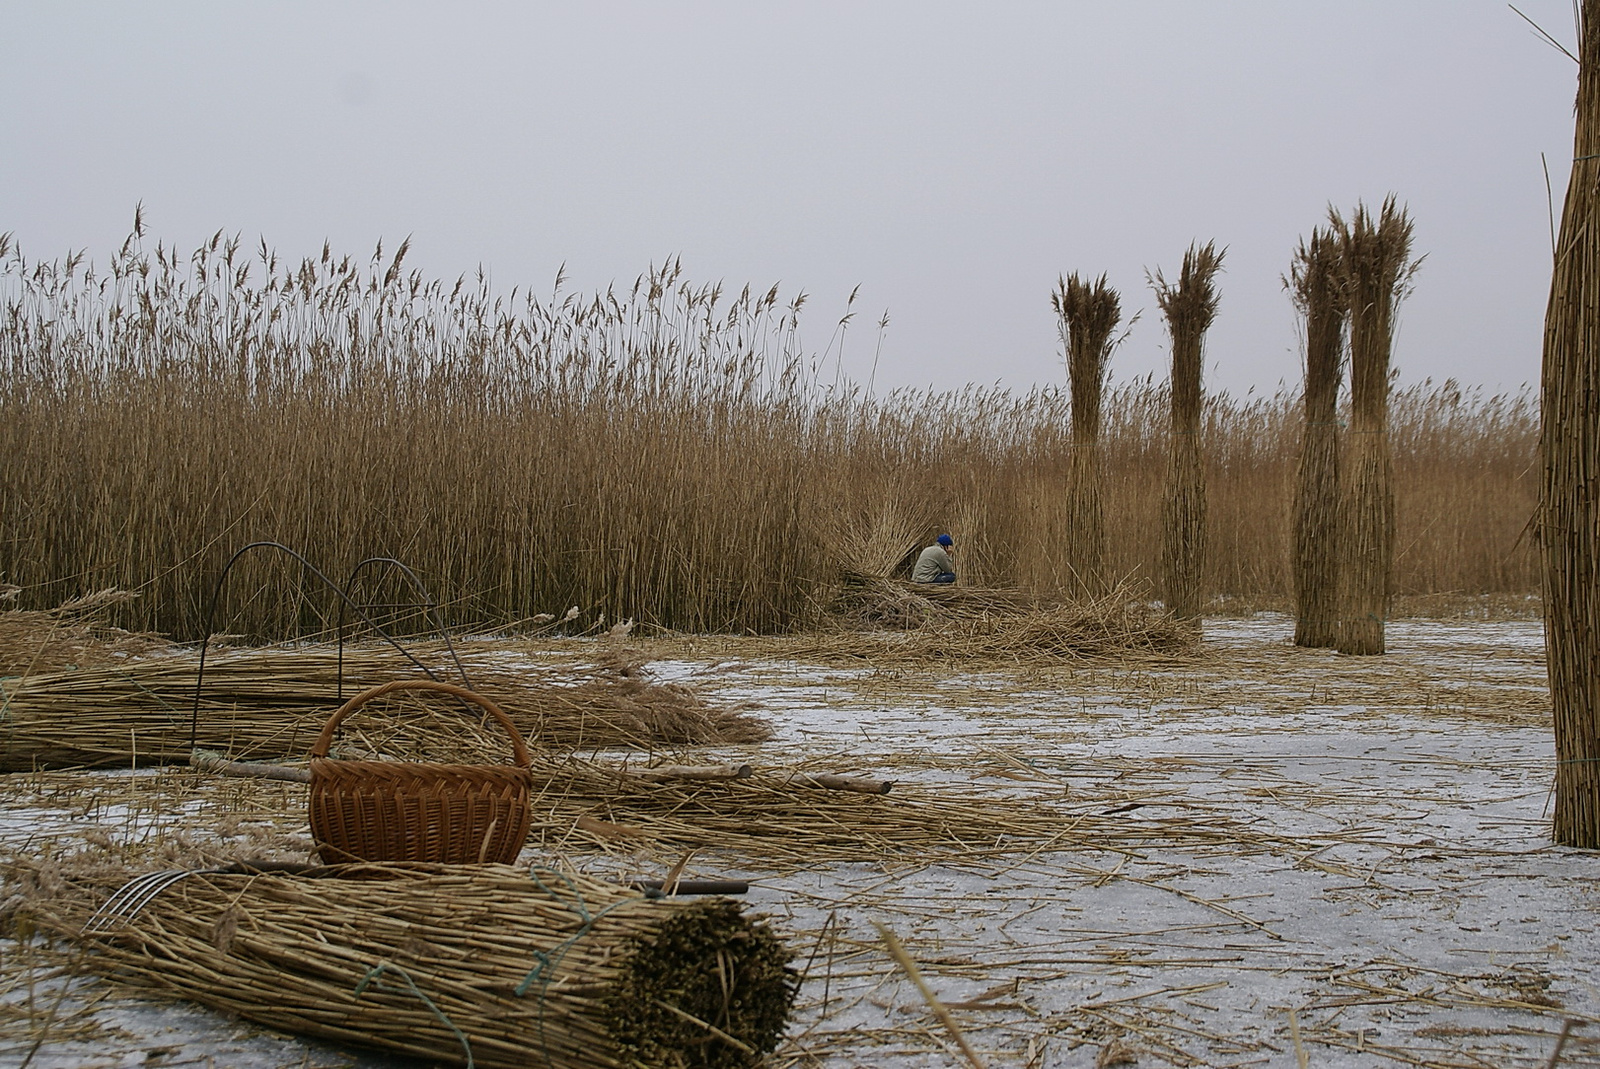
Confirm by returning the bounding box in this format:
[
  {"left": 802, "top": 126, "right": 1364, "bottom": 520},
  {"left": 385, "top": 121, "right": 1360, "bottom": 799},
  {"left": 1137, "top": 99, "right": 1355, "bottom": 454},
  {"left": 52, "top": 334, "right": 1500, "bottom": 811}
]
[{"left": 937, "top": 534, "right": 953, "bottom": 547}]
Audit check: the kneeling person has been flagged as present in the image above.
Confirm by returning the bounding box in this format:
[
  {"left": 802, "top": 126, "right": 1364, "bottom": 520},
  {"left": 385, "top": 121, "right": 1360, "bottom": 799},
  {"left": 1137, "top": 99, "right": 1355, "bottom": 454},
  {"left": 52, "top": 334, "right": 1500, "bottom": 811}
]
[{"left": 912, "top": 534, "right": 957, "bottom": 584}]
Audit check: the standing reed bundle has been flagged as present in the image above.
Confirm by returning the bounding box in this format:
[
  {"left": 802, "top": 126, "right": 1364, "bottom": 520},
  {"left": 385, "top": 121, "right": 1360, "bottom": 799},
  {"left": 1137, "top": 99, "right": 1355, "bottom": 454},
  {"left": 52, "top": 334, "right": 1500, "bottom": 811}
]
[
  {"left": 20, "top": 862, "right": 796, "bottom": 1069},
  {"left": 1332, "top": 199, "right": 1420, "bottom": 656},
  {"left": 1544, "top": 0, "right": 1600, "bottom": 848},
  {"left": 1052, "top": 274, "right": 1124, "bottom": 596},
  {"left": 1151, "top": 243, "right": 1226, "bottom": 621},
  {"left": 1288, "top": 230, "right": 1349, "bottom": 648}
]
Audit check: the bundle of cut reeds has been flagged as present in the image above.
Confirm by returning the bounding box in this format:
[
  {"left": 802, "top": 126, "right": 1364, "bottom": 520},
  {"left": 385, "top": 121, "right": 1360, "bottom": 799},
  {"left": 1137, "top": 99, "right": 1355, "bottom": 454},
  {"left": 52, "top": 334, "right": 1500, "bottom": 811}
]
[
  {"left": 16, "top": 861, "right": 796, "bottom": 1069},
  {"left": 0, "top": 643, "right": 768, "bottom": 772},
  {"left": 1053, "top": 274, "right": 1124, "bottom": 596},
  {"left": 1544, "top": 0, "right": 1600, "bottom": 848},
  {"left": 1288, "top": 229, "right": 1348, "bottom": 648},
  {"left": 1151, "top": 243, "right": 1226, "bottom": 620},
  {"left": 1332, "top": 199, "right": 1420, "bottom": 656}
]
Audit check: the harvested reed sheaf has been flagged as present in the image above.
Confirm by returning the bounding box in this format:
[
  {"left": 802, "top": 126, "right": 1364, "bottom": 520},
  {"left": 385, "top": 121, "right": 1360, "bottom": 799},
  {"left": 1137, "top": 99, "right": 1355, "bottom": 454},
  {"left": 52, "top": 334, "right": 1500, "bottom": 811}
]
[
  {"left": 801, "top": 580, "right": 1193, "bottom": 665},
  {"left": 1332, "top": 198, "right": 1420, "bottom": 656},
  {"left": 1544, "top": 1, "right": 1600, "bottom": 848},
  {"left": 1287, "top": 229, "right": 1348, "bottom": 649},
  {"left": 13, "top": 860, "right": 796, "bottom": 1069},
  {"left": 0, "top": 590, "right": 170, "bottom": 676},
  {"left": 0, "top": 642, "right": 768, "bottom": 772},
  {"left": 1151, "top": 243, "right": 1225, "bottom": 621},
  {"left": 1052, "top": 274, "right": 1124, "bottom": 597}
]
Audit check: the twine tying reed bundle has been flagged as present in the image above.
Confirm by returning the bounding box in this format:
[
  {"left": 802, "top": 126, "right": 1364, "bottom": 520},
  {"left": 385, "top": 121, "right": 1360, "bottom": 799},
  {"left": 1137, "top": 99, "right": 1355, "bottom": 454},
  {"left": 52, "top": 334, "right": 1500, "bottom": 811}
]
[
  {"left": 1288, "top": 228, "right": 1349, "bottom": 649},
  {"left": 1052, "top": 274, "right": 1124, "bottom": 596},
  {"left": 1331, "top": 198, "right": 1421, "bottom": 656},
  {"left": 1151, "top": 242, "right": 1225, "bottom": 621},
  {"left": 1544, "top": 0, "right": 1600, "bottom": 848},
  {"left": 25, "top": 862, "right": 797, "bottom": 1069}
]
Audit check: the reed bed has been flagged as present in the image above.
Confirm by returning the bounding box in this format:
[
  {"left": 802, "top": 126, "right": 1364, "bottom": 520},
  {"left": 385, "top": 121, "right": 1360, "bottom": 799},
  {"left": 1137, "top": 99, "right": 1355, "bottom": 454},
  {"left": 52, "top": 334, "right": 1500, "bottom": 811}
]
[
  {"left": 1333, "top": 198, "right": 1420, "bottom": 656},
  {"left": 1288, "top": 229, "right": 1347, "bottom": 649},
  {"left": 1544, "top": 0, "right": 1600, "bottom": 848},
  {"left": 10, "top": 859, "right": 796, "bottom": 1069},
  {"left": 1151, "top": 242, "right": 1225, "bottom": 621},
  {"left": 0, "top": 642, "right": 768, "bottom": 772}
]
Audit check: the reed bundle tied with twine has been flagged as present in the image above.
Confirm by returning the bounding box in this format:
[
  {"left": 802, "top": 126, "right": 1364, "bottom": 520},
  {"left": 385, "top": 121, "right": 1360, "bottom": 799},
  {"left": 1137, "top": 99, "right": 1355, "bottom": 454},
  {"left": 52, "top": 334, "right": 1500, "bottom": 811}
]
[
  {"left": 12, "top": 860, "right": 797, "bottom": 1069},
  {"left": 1544, "top": 0, "right": 1600, "bottom": 848},
  {"left": 1332, "top": 198, "right": 1421, "bottom": 656},
  {"left": 1053, "top": 274, "right": 1125, "bottom": 597},
  {"left": 1288, "top": 229, "right": 1349, "bottom": 649},
  {"left": 0, "top": 642, "right": 769, "bottom": 772},
  {"left": 1151, "top": 242, "right": 1225, "bottom": 621}
]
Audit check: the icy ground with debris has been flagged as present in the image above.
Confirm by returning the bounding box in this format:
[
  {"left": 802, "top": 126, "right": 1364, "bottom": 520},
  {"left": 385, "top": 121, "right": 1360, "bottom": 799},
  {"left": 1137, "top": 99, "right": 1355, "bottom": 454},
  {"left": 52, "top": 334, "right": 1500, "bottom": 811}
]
[{"left": 4, "top": 614, "right": 1597, "bottom": 1068}]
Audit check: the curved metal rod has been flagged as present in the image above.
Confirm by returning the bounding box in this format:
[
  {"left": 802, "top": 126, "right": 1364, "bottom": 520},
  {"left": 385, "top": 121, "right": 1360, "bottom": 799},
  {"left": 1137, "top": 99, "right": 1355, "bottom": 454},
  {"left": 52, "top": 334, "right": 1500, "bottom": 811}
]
[
  {"left": 189, "top": 541, "right": 444, "bottom": 751},
  {"left": 337, "top": 556, "right": 471, "bottom": 697}
]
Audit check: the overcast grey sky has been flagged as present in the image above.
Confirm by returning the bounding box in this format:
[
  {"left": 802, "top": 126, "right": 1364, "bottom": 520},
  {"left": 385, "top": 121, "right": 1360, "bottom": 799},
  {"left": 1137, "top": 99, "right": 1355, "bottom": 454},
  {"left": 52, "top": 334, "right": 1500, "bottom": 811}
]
[{"left": 0, "top": 2, "right": 1581, "bottom": 396}]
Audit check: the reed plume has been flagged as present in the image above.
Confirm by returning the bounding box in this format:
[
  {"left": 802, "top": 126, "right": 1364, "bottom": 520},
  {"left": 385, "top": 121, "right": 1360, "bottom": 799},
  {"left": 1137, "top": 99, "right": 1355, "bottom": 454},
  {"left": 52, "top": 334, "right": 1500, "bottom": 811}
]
[
  {"left": 1544, "top": 0, "right": 1600, "bottom": 848},
  {"left": 1288, "top": 229, "right": 1348, "bottom": 648},
  {"left": 1332, "top": 198, "right": 1420, "bottom": 655},
  {"left": 1051, "top": 274, "right": 1123, "bottom": 596},
  {"left": 1151, "top": 242, "right": 1225, "bottom": 620}
]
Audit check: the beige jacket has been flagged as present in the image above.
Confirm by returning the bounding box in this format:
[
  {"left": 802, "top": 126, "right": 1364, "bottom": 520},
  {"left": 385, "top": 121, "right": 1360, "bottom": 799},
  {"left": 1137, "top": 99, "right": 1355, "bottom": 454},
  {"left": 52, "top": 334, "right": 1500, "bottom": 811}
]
[{"left": 911, "top": 544, "right": 955, "bottom": 583}]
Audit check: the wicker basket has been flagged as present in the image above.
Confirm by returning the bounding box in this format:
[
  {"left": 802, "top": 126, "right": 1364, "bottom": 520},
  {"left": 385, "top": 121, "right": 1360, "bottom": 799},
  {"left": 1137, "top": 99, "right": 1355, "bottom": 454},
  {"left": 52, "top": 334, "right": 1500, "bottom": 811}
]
[{"left": 308, "top": 679, "right": 533, "bottom": 865}]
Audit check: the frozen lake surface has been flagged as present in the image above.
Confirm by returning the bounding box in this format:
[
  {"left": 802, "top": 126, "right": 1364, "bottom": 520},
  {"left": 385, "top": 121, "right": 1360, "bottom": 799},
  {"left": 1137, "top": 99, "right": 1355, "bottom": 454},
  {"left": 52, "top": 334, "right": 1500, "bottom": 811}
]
[{"left": 4, "top": 614, "right": 1595, "bottom": 1068}]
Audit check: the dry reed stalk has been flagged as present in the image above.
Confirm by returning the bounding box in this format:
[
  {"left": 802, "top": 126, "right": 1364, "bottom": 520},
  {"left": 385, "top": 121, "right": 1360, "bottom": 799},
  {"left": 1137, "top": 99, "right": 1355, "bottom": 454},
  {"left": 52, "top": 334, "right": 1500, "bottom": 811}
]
[
  {"left": 1544, "top": 1, "right": 1600, "bottom": 848},
  {"left": 1052, "top": 274, "right": 1123, "bottom": 596},
  {"left": 1288, "top": 229, "right": 1348, "bottom": 648},
  {"left": 1332, "top": 199, "right": 1420, "bottom": 655},
  {"left": 14, "top": 861, "right": 797, "bottom": 1069},
  {"left": 0, "top": 643, "right": 768, "bottom": 772},
  {"left": 1151, "top": 243, "right": 1225, "bottom": 620}
]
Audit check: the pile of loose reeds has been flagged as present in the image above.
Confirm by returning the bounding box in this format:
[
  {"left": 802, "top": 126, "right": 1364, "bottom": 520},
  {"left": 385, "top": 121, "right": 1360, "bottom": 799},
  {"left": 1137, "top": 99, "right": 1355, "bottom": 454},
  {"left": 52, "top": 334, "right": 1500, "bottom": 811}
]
[
  {"left": 1288, "top": 229, "right": 1347, "bottom": 648},
  {"left": 801, "top": 579, "right": 1193, "bottom": 664},
  {"left": 1544, "top": 0, "right": 1600, "bottom": 848},
  {"left": 1333, "top": 198, "right": 1419, "bottom": 655},
  {"left": 0, "top": 642, "right": 768, "bottom": 772},
  {"left": 11, "top": 859, "right": 796, "bottom": 1069},
  {"left": 0, "top": 589, "right": 170, "bottom": 676},
  {"left": 1151, "top": 242, "right": 1225, "bottom": 621}
]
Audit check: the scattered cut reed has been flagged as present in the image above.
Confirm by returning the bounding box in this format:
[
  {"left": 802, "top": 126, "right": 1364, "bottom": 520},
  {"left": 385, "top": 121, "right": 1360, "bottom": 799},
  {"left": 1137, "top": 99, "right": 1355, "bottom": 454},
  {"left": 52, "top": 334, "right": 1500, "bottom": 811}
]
[
  {"left": 1052, "top": 273, "right": 1124, "bottom": 596},
  {"left": 13, "top": 860, "right": 796, "bottom": 1069},
  {"left": 1288, "top": 229, "right": 1348, "bottom": 648},
  {"left": 1544, "top": 0, "right": 1600, "bottom": 848},
  {"left": 1151, "top": 243, "right": 1226, "bottom": 621},
  {"left": 1333, "top": 199, "right": 1420, "bottom": 655}
]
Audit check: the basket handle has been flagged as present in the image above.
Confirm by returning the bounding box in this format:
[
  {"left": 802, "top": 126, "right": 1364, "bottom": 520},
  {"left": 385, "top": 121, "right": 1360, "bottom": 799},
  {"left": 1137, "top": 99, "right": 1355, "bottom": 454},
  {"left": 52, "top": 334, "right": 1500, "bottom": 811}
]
[{"left": 309, "top": 679, "right": 532, "bottom": 768}]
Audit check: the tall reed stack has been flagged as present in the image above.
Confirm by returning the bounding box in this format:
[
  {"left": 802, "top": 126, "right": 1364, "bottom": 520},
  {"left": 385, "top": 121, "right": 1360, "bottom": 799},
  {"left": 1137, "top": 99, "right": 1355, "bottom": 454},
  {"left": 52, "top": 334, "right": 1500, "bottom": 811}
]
[
  {"left": 1051, "top": 274, "right": 1123, "bottom": 596},
  {"left": 1288, "top": 230, "right": 1348, "bottom": 647},
  {"left": 1152, "top": 243, "right": 1225, "bottom": 620},
  {"left": 1332, "top": 199, "right": 1419, "bottom": 656},
  {"left": 1543, "top": 0, "right": 1600, "bottom": 848}
]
